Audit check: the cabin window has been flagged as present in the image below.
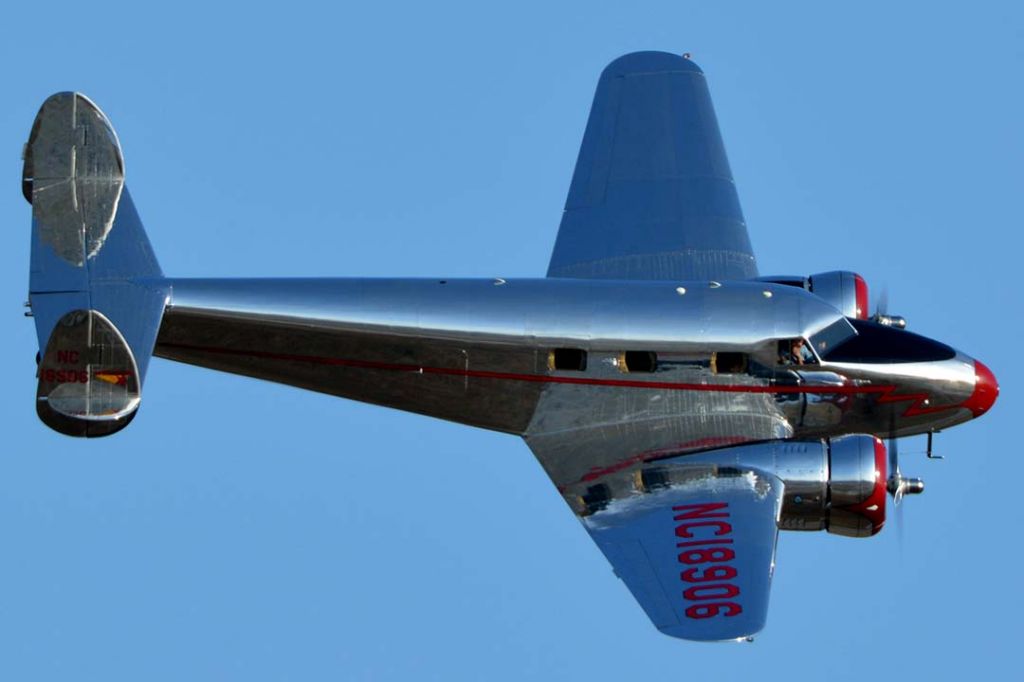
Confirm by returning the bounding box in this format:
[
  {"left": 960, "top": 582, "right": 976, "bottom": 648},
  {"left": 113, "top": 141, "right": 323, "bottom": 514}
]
[
  {"left": 621, "top": 351, "right": 657, "bottom": 373},
  {"left": 638, "top": 468, "right": 671, "bottom": 492},
  {"left": 713, "top": 352, "right": 748, "bottom": 374},
  {"left": 549, "top": 348, "right": 587, "bottom": 371},
  {"left": 580, "top": 483, "right": 612, "bottom": 515}
]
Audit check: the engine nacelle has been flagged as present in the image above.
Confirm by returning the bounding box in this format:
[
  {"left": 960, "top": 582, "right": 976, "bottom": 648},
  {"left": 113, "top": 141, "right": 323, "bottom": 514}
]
[
  {"left": 751, "top": 435, "right": 887, "bottom": 537},
  {"left": 759, "top": 271, "right": 869, "bottom": 320},
  {"left": 809, "top": 271, "right": 869, "bottom": 320},
  {"left": 635, "top": 435, "right": 887, "bottom": 537},
  {"left": 820, "top": 435, "right": 888, "bottom": 537}
]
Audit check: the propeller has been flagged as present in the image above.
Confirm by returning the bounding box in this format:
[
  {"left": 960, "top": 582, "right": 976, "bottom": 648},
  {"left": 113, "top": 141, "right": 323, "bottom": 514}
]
[
  {"left": 891, "top": 433, "right": 906, "bottom": 551},
  {"left": 885, "top": 396, "right": 924, "bottom": 508},
  {"left": 872, "top": 285, "right": 907, "bottom": 329},
  {"left": 885, "top": 433, "right": 924, "bottom": 505}
]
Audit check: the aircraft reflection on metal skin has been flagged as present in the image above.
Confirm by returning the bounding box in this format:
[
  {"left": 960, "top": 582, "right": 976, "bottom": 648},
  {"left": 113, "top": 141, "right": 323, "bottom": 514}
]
[{"left": 22, "top": 51, "right": 998, "bottom": 642}]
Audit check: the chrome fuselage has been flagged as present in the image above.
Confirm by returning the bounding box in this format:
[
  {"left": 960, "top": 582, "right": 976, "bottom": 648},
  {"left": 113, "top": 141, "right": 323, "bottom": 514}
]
[{"left": 154, "top": 277, "right": 983, "bottom": 502}]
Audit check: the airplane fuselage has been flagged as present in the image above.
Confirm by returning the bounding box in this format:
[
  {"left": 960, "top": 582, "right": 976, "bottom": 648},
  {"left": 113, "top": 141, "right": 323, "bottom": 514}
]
[{"left": 154, "top": 277, "right": 984, "bottom": 503}]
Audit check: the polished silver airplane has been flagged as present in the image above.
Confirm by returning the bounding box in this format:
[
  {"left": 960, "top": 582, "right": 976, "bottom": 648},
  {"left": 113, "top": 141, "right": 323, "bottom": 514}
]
[{"left": 22, "top": 51, "right": 998, "bottom": 642}]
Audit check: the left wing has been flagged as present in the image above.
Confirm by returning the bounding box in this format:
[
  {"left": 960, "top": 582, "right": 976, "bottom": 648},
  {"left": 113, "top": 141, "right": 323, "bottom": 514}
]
[{"left": 547, "top": 52, "right": 757, "bottom": 281}]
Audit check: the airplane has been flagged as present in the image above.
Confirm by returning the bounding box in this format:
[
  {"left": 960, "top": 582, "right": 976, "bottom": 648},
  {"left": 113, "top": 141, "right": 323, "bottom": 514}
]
[{"left": 21, "top": 51, "right": 998, "bottom": 642}]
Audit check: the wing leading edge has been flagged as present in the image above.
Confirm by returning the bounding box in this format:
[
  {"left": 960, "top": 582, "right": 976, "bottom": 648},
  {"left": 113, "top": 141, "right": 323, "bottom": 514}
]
[{"left": 547, "top": 52, "right": 757, "bottom": 281}]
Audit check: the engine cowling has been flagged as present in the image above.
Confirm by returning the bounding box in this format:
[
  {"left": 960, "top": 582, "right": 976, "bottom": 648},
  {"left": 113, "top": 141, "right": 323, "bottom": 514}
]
[
  {"left": 759, "top": 271, "right": 869, "bottom": 319},
  {"left": 808, "top": 271, "right": 869, "bottom": 320},
  {"left": 752, "top": 435, "right": 887, "bottom": 537},
  {"left": 633, "top": 435, "right": 888, "bottom": 537},
  {"left": 824, "top": 435, "right": 888, "bottom": 537}
]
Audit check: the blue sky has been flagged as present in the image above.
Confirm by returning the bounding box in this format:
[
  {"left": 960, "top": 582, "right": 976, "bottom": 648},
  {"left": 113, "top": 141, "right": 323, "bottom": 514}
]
[{"left": 1, "top": 2, "right": 1020, "bottom": 679}]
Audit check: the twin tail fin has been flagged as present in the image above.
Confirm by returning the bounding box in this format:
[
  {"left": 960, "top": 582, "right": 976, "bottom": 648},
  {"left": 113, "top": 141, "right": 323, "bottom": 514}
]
[{"left": 24, "top": 93, "right": 168, "bottom": 436}]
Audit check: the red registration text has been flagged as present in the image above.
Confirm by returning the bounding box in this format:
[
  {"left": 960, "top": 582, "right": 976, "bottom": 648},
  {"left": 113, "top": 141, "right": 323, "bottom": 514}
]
[{"left": 673, "top": 502, "right": 742, "bottom": 619}]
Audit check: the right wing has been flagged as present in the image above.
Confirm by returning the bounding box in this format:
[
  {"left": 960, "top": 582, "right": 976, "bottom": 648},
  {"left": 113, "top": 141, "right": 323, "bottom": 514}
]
[
  {"left": 547, "top": 52, "right": 757, "bottom": 281},
  {"left": 581, "top": 463, "right": 782, "bottom": 642},
  {"left": 528, "top": 405, "right": 782, "bottom": 638}
]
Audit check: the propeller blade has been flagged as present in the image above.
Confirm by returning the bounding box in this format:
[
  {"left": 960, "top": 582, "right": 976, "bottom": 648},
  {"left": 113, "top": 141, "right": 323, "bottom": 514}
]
[
  {"left": 886, "top": 411, "right": 902, "bottom": 504},
  {"left": 876, "top": 285, "right": 889, "bottom": 317},
  {"left": 895, "top": 496, "right": 905, "bottom": 553},
  {"left": 891, "top": 441, "right": 905, "bottom": 506}
]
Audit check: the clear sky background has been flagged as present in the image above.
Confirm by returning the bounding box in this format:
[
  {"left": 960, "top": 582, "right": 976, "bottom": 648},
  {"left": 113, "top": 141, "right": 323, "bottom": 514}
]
[{"left": 1, "top": 2, "right": 1020, "bottom": 680}]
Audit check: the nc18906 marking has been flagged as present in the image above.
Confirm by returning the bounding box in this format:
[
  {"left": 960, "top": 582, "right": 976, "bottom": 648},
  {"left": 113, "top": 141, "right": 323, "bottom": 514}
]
[
  {"left": 673, "top": 502, "right": 742, "bottom": 619},
  {"left": 40, "top": 368, "right": 89, "bottom": 384}
]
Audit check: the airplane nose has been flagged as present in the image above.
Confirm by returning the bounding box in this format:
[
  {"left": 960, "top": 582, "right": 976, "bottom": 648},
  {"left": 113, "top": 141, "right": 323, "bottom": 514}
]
[{"left": 964, "top": 360, "right": 999, "bottom": 417}]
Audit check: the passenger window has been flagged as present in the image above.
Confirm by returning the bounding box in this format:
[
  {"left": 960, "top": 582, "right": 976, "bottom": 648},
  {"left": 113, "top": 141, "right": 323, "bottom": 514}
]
[
  {"left": 549, "top": 348, "right": 587, "bottom": 371},
  {"left": 621, "top": 351, "right": 657, "bottom": 373},
  {"left": 713, "top": 352, "right": 748, "bottom": 374}
]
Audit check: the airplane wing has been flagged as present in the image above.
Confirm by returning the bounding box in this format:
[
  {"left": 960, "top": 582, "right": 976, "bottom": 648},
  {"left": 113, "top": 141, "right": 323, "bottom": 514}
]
[
  {"left": 547, "top": 51, "right": 757, "bottom": 281},
  {"left": 584, "top": 465, "right": 782, "bottom": 641},
  {"left": 526, "top": 436, "right": 784, "bottom": 642},
  {"left": 540, "top": 53, "right": 776, "bottom": 638}
]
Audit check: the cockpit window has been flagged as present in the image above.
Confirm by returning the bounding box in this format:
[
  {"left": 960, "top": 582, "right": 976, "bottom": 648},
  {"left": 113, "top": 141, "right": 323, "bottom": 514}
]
[
  {"left": 809, "top": 318, "right": 858, "bottom": 357},
  {"left": 778, "top": 338, "right": 816, "bottom": 366},
  {"left": 818, "top": 319, "right": 956, "bottom": 364}
]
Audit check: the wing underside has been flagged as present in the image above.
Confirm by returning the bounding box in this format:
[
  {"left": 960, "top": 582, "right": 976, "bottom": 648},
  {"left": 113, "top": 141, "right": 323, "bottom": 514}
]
[
  {"left": 547, "top": 51, "right": 757, "bottom": 281},
  {"left": 581, "top": 463, "right": 782, "bottom": 641},
  {"left": 525, "top": 430, "right": 786, "bottom": 642}
]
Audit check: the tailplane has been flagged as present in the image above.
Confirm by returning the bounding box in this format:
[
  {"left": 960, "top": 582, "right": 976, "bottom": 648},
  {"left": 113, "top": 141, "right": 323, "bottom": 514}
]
[{"left": 24, "top": 93, "right": 168, "bottom": 436}]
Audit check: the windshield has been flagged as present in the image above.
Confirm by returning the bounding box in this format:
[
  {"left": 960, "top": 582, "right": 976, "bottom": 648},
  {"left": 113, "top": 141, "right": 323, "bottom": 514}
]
[
  {"left": 820, "top": 319, "right": 956, "bottom": 364},
  {"left": 808, "top": 318, "right": 858, "bottom": 359}
]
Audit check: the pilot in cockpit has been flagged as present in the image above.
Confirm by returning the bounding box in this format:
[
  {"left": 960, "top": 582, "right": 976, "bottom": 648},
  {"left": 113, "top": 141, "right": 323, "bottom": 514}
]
[{"left": 779, "top": 338, "right": 815, "bottom": 366}]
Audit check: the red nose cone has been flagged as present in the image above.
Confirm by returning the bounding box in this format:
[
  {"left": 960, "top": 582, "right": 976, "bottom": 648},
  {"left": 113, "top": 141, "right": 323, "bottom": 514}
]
[{"left": 965, "top": 360, "right": 999, "bottom": 417}]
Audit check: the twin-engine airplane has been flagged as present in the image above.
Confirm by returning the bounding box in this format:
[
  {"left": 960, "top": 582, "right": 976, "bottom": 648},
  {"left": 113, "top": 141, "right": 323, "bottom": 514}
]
[{"left": 22, "top": 51, "right": 998, "bottom": 642}]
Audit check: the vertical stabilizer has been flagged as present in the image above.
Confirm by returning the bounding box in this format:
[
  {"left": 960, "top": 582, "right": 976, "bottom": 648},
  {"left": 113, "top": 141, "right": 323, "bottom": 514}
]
[{"left": 24, "top": 92, "right": 168, "bottom": 437}]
